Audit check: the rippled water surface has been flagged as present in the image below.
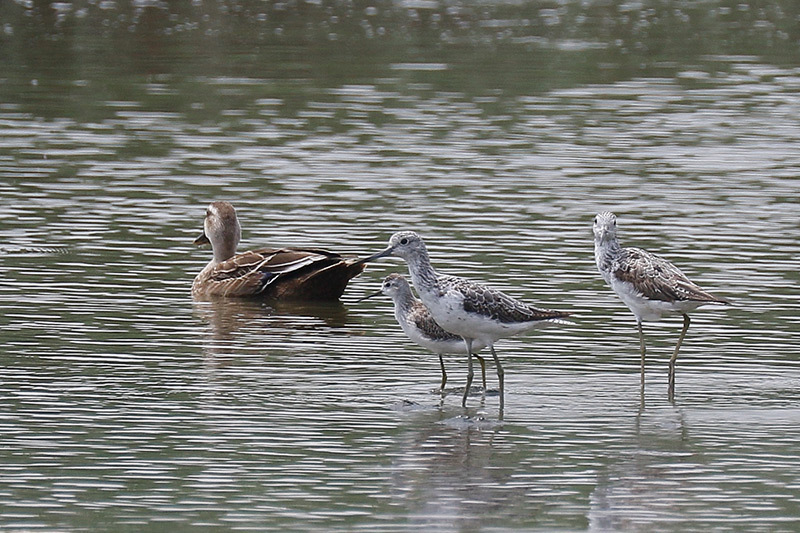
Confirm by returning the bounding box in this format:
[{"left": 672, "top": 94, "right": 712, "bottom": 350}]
[{"left": 2, "top": 1, "right": 800, "bottom": 531}]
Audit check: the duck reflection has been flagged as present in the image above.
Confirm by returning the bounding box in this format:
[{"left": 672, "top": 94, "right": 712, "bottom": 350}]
[{"left": 193, "top": 297, "right": 353, "bottom": 352}]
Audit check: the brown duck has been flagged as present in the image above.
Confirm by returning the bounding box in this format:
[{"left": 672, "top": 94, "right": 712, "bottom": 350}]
[{"left": 192, "top": 201, "right": 365, "bottom": 300}]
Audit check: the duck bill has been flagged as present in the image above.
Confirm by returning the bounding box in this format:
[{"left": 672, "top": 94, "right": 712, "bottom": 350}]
[
  {"left": 352, "top": 246, "right": 394, "bottom": 266},
  {"left": 193, "top": 232, "right": 210, "bottom": 246},
  {"left": 356, "top": 290, "right": 384, "bottom": 303}
]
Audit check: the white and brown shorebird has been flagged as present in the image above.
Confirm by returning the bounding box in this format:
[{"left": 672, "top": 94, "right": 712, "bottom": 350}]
[
  {"left": 356, "top": 231, "right": 572, "bottom": 410},
  {"left": 192, "top": 201, "right": 364, "bottom": 299},
  {"left": 593, "top": 212, "right": 730, "bottom": 397},
  {"left": 361, "top": 273, "right": 488, "bottom": 393}
]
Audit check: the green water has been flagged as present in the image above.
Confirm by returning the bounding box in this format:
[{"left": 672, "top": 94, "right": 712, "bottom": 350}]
[{"left": 1, "top": 1, "right": 799, "bottom": 531}]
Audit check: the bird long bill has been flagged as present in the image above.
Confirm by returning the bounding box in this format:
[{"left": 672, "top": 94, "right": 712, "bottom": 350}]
[
  {"left": 356, "top": 290, "right": 384, "bottom": 302},
  {"left": 352, "top": 245, "right": 393, "bottom": 266},
  {"left": 193, "top": 232, "right": 210, "bottom": 246}
]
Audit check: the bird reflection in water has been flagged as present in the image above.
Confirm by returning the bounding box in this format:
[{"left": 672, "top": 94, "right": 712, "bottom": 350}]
[{"left": 193, "top": 297, "right": 352, "bottom": 361}]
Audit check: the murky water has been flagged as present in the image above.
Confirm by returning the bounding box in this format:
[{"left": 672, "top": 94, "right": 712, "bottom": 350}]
[{"left": 1, "top": 1, "right": 799, "bottom": 531}]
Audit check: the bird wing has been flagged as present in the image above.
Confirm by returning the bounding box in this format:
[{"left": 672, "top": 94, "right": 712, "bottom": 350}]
[
  {"left": 409, "top": 301, "right": 459, "bottom": 341},
  {"left": 257, "top": 248, "right": 365, "bottom": 299},
  {"left": 441, "top": 275, "right": 571, "bottom": 324},
  {"left": 614, "top": 247, "right": 727, "bottom": 303},
  {"left": 251, "top": 247, "right": 345, "bottom": 261},
  {"left": 207, "top": 248, "right": 339, "bottom": 296}
]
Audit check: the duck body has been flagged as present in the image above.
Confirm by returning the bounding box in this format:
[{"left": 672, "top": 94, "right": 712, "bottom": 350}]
[
  {"left": 193, "top": 246, "right": 364, "bottom": 300},
  {"left": 192, "top": 201, "right": 364, "bottom": 300}
]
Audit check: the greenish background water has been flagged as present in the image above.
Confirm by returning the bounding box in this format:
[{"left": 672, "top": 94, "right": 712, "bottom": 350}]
[{"left": 1, "top": 1, "right": 799, "bottom": 531}]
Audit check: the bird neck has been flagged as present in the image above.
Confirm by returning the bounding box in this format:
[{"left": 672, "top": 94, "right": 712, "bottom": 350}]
[
  {"left": 594, "top": 236, "right": 621, "bottom": 272},
  {"left": 210, "top": 232, "right": 238, "bottom": 264},
  {"left": 392, "top": 285, "right": 417, "bottom": 315},
  {"left": 405, "top": 250, "right": 440, "bottom": 298}
]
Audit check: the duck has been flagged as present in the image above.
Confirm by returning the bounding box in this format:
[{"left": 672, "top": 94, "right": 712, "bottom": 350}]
[
  {"left": 361, "top": 273, "right": 488, "bottom": 393},
  {"left": 192, "top": 201, "right": 365, "bottom": 300}
]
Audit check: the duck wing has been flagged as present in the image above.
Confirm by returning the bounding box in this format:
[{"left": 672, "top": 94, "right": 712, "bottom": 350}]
[{"left": 208, "top": 248, "right": 364, "bottom": 299}]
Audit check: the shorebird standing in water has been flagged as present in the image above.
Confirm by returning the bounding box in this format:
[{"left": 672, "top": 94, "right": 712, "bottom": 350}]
[
  {"left": 357, "top": 231, "right": 572, "bottom": 410},
  {"left": 361, "top": 273, "right": 488, "bottom": 394},
  {"left": 593, "top": 212, "right": 730, "bottom": 398}
]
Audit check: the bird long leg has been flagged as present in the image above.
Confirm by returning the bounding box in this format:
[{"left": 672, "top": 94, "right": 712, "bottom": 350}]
[
  {"left": 462, "top": 338, "right": 474, "bottom": 408},
  {"left": 637, "top": 321, "right": 647, "bottom": 394},
  {"left": 668, "top": 313, "right": 691, "bottom": 400},
  {"left": 438, "top": 353, "right": 447, "bottom": 393},
  {"left": 490, "top": 345, "right": 504, "bottom": 411},
  {"left": 474, "top": 354, "right": 487, "bottom": 390},
  {"left": 637, "top": 321, "right": 646, "bottom": 373}
]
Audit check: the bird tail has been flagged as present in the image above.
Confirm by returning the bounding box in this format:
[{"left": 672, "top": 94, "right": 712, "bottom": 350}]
[{"left": 532, "top": 308, "right": 573, "bottom": 326}]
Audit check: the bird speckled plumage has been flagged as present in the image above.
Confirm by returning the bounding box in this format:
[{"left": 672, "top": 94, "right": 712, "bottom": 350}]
[
  {"left": 593, "top": 211, "right": 730, "bottom": 398},
  {"left": 192, "top": 201, "right": 364, "bottom": 300},
  {"left": 358, "top": 232, "right": 571, "bottom": 333},
  {"left": 356, "top": 230, "right": 571, "bottom": 410},
  {"left": 612, "top": 247, "right": 726, "bottom": 304},
  {"left": 363, "top": 273, "right": 488, "bottom": 391},
  {"left": 452, "top": 276, "right": 570, "bottom": 324},
  {"left": 594, "top": 211, "right": 728, "bottom": 321}
]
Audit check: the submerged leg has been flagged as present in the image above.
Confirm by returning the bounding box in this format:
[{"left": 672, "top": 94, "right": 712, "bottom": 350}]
[
  {"left": 462, "top": 338, "right": 474, "bottom": 408},
  {"left": 438, "top": 353, "right": 447, "bottom": 393},
  {"left": 474, "top": 354, "right": 487, "bottom": 390},
  {"left": 668, "top": 313, "right": 691, "bottom": 400},
  {"left": 490, "top": 345, "right": 504, "bottom": 411}
]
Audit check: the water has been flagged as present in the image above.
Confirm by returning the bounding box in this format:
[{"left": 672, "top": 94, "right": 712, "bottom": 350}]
[{"left": 1, "top": 1, "right": 800, "bottom": 531}]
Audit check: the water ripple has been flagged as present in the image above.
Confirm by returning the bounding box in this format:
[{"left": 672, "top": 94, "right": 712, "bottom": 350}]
[{"left": 0, "top": 55, "right": 799, "bottom": 531}]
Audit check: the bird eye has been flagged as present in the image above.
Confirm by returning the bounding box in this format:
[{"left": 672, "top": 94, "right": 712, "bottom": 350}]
[{"left": 400, "top": 238, "right": 408, "bottom": 245}]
